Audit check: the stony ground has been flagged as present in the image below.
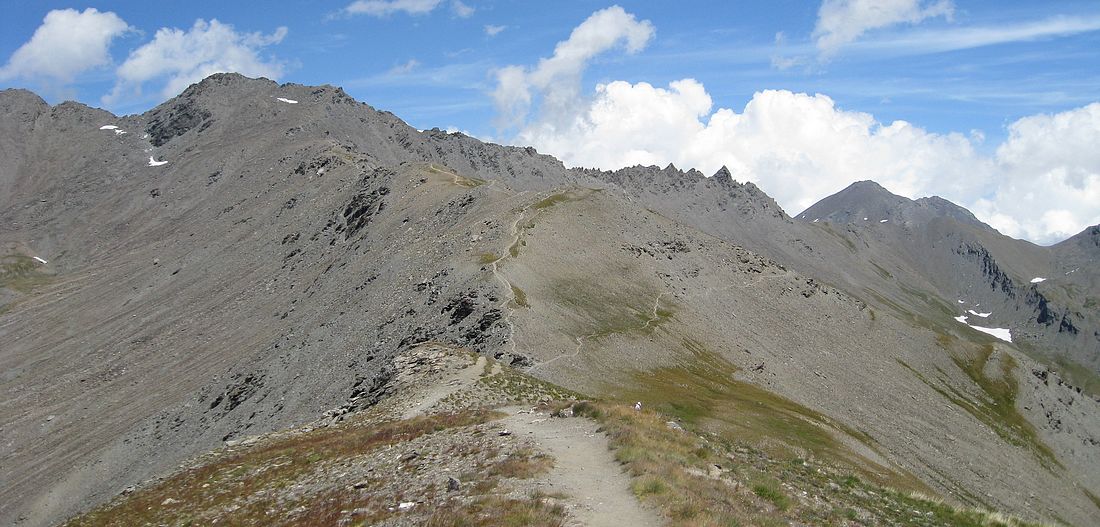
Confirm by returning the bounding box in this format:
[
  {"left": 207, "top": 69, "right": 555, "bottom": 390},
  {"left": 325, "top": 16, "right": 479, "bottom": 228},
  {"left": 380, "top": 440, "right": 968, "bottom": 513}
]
[
  {"left": 61, "top": 344, "right": 658, "bottom": 527},
  {"left": 61, "top": 342, "right": 1055, "bottom": 527}
]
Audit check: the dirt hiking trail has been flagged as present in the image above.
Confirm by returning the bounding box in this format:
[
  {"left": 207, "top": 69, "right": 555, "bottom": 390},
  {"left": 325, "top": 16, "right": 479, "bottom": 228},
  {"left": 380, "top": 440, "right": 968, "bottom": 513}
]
[{"left": 501, "top": 407, "right": 661, "bottom": 527}]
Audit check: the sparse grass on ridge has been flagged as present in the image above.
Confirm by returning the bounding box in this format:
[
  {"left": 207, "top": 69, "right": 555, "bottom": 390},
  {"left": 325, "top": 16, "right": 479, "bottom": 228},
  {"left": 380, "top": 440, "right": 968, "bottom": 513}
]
[
  {"left": 615, "top": 339, "right": 891, "bottom": 480},
  {"left": 424, "top": 493, "right": 565, "bottom": 527},
  {"left": 572, "top": 399, "right": 1046, "bottom": 527},
  {"left": 428, "top": 163, "right": 486, "bottom": 188},
  {"left": 477, "top": 252, "right": 500, "bottom": 264},
  {"left": 0, "top": 254, "right": 54, "bottom": 292},
  {"left": 924, "top": 336, "right": 1061, "bottom": 469},
  {"left": 64, "top": 410, "right": 501, "bottom": 527},
  {"left": 511, "top": 284, "right": 530, "bottom": 308}
]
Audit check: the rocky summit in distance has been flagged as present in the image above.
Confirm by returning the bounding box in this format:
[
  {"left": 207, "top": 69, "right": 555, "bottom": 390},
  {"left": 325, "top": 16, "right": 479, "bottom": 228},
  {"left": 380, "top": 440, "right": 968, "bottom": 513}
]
[{"left": 1, "top": 73, "right": 1098, "bottom": 527}]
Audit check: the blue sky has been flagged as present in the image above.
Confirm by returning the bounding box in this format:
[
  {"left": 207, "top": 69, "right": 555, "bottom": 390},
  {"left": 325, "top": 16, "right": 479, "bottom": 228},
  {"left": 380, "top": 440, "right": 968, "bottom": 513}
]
[{"left": 2, "top": 1, "right": 1099, "bottom": 243}]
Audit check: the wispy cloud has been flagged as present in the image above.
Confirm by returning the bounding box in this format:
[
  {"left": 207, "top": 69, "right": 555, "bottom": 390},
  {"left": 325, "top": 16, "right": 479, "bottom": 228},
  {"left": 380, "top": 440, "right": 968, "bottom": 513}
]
[
  {"left": 341, "top": 0, "right": 441, "bottom": 17},
  {"left": 491, "top": 5, "right": 655, "bottom": 129},
  {"left": 452, "top": 0, "right": 475, "bottom": 18},
  {"left": 765, "top": 13, "right": 1100, "bottom": 70},
  {"left": 850, "top": 14, "right": 1100, "bottom": 55},
  {"left": 344, "top": 60, "right": 491, "bottom": 90},
  {"left": 814, "top": 0, "right": 954, "bottom": 58},
  {"left": 338, "top": 0, "right": 472, "bottom": 18},
  {"left": 388, "top": 59, "right": 420, "bottom": 75},
  {"left": 485, "top": 24, "right": 507, "bottom": 37}
]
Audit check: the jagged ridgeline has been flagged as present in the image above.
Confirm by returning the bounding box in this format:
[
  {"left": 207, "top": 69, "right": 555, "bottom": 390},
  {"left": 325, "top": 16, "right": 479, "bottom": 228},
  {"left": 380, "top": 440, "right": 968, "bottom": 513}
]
[{"left": 1, "top": 73, "right": 1098, "bottom": 527}]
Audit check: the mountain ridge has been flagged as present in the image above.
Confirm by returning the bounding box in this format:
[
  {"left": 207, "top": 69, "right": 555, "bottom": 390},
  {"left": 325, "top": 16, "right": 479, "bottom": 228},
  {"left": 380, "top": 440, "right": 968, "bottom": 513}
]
[{"left": 1, "top": 74, "right": 1098, "bottom": 527}]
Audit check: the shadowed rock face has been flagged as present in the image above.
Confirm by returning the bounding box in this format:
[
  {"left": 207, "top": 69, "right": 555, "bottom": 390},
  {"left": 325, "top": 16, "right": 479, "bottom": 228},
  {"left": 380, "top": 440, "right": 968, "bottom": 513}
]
[{"left": 1, "top": 74, "right": 1098, "bottom": 527}]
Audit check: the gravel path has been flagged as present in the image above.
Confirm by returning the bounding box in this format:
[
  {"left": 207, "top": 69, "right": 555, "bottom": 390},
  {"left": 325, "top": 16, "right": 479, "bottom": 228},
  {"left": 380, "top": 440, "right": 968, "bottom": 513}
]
[
  {"left": 500, "top": 408, "right": 661, "bottom": 527},
  {"left": 400, "top": 355, "right": 487, "bottom": 419}
]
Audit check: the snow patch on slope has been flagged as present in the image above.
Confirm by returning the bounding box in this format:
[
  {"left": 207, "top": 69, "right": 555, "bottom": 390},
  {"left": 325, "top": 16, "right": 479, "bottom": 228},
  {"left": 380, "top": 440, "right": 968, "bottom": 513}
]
[
  {"left": 1031, "top": 277, "right": 1046, "bottom": 283},
  {"left": 276, "top": 97, "right": 298, "bottom": 104},
  {"left": 148, "top": 156, "right": 168, "bottom": 167},
  {"left": 954, "top": 314, "right": 1011, "bottom": 342},
  {"left": 969, "top": 325, "right": 1012, "bottom": 342}
]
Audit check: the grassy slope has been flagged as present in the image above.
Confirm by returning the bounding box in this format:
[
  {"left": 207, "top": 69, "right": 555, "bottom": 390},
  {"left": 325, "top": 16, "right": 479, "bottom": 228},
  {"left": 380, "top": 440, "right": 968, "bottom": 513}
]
[
  {"left": 900, "top": 336, "right": 1060, "bottom": 471},
  {"left": 575, "top": 399, "right": 1045, "bottom": 527},
  {"left": 0, "top": 253, "right": 56, "bottom": 315},
  {"left": 0, "top": 253, "right": 54, "bottom": 294}
]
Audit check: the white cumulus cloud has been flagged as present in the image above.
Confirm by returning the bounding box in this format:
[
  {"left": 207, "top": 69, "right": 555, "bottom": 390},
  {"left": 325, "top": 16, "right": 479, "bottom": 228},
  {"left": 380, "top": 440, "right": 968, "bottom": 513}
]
[
  {"left": 813, "top": 0, "right": 954, "bottom": 57},
  {"left": 518, "top": 81, "right": 991, "bottom": 215},
  {"left": 0, "top": 8, "right": 131, "bottom": 85},
  {"left": 491, "top": 5, "right": 654, "bottom": 128},
  {"left": 494, "top": 9, "right": 1098, "bottom": 244},
  {"left": 976, "top": 103, "right": 1100, "bottom": 242},
  {"left": 105, "top": 19, "right": 287, "bottom": 105},
  {"left": 513, "top": 77, "right": 1099, "bottom": 244}
]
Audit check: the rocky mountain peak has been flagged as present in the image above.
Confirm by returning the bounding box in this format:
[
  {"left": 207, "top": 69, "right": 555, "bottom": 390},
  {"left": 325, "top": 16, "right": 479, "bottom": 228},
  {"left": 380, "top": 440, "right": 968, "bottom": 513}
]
[
  {"left": 1055, "top": 223, "right": 1100, "bottom": 254},
  {"left": 846, "top": 179, "right": 890, "bottom": 193},
  {"left": 798, "top": 180, "right": 991, "bottom": 231},
  {"left": 172, "top": 72, "right": 282, "bottom": 103},
  {"left": 0, "top": 88, "right": 48, "bottom": 110},
  {"left": 0, "top": 88, "right": 49, "bottom": 130},
  {"left": 796, "top": 179, "right": 910, "bottom": 224},
  {"left": 712, "top": 165, "right": 732, "bottom": 181},
  {"left": 913, "top": 195, "right": 985, "bottom": 227}
]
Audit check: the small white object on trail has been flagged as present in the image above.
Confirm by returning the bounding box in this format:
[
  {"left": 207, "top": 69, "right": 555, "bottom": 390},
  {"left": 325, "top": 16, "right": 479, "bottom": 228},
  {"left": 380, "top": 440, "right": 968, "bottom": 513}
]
[
  {"left": 634, "top": 401, "right": 642, "bottom": 411},
  {"left": 276, "top": 97, "right": 298, "bottom": 104},
  {"left": 33, "top": 256, "right": 47, "bottom": 264},
  {"left": 148, "top": 156, "right": 168, "bottom": 167}
]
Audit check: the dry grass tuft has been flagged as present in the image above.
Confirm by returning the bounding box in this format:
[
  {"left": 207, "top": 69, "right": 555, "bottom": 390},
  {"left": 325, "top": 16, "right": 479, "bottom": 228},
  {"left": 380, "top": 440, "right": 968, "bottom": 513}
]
[
  {"left": 572, "top": 399, "right": 1049, "bottom": 527},
  {"left": 424, "top": 494, "right": 565, "bottom": 527},
  {"left": 488, "top": 447, "right": 554, "bottom": 479}
]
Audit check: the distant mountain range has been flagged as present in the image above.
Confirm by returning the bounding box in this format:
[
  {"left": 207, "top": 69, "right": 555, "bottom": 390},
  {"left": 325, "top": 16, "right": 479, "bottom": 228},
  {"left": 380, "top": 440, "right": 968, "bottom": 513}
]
[{"left": 1, "top": 73, "right": 1097, "bottom": 526}]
